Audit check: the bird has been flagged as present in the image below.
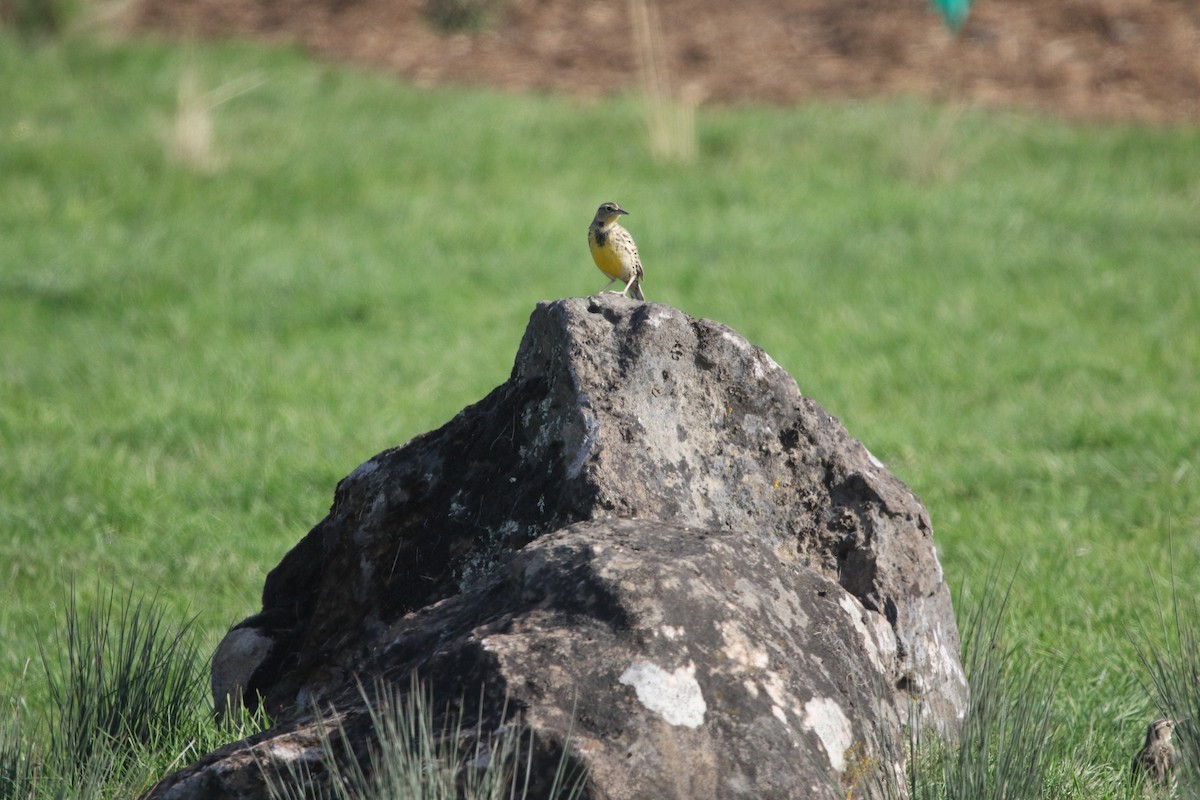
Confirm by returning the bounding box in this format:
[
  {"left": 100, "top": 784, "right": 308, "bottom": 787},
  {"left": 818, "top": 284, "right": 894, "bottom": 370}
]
[
  {"left": 587, "top": 201, "right": 645, "bottom": 301},
  {"left": 1131, "top": 718, "right": 1179, "bottom": 796}
]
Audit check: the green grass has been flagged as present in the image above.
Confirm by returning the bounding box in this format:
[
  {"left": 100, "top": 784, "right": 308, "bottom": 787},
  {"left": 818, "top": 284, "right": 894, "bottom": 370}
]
[
  {"left": 1, "top": 586, "right": 268, "bottom": 800},
  {"left": 263, "top": 676, "right": 586, "bottom": 800},
  {"left": 1, "top": 28, "right": 1198, "bottom": 798},
  {"left": 39, "top": 587, "right": 201, "bottom": 778}
]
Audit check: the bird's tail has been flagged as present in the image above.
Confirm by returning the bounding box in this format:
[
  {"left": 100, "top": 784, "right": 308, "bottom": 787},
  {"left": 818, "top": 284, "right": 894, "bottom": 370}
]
[{"left": 629, "top": 278, "right": 645, "bottom": 301}]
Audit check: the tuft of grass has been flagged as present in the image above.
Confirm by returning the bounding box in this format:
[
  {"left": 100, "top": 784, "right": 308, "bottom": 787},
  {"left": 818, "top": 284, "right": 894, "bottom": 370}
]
[
  {"left": 930, "top": 569, "right": 1062, "bottom": 800},
  {"left": 263, "top": 676, "right": 586, "bottom": 800},
  {"left": 38, "top": 586, "right": 204, "bottom": 779},
  {"left": 1130, "top": 566, "right": 1200, "bottom": 797},
  {"left": 0, "top": 692, "right": 40, "bottom": 800},
  {"left": 167, "top": 64, "right": 264, "bottom": 172},
  {"left": 1, "top": 584, "right": 270, "bottom": 800}
]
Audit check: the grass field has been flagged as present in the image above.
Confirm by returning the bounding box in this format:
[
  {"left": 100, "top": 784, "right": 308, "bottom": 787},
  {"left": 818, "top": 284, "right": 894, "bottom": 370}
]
[{"left": 2, "top": 28, "right": 1199, "bottom": 797}]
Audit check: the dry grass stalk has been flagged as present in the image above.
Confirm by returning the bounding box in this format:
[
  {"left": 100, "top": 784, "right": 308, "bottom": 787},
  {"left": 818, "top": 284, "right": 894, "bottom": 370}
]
[
  {"left": 167, "top": 67, "right": 264, "bottom": 172},
  {"left": 628, "top": 0, "right": 698, "bottom": 163}
]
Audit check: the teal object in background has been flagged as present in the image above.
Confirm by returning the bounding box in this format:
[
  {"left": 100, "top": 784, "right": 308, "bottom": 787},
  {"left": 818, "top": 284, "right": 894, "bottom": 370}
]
[{"left": 931, "top": 0, "right": 971, "bottom": 31}]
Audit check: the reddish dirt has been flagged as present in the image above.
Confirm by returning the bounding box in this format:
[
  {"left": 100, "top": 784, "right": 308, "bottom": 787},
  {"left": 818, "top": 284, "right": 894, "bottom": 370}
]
[{"left": 132, "top": 0, "right": 1200, "bottom": 123}]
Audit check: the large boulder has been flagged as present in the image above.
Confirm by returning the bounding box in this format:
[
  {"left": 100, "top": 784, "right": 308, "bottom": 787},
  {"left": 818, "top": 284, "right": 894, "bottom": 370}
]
[{"left": 147, "top": 294, "right": 966, "bottom": 800}]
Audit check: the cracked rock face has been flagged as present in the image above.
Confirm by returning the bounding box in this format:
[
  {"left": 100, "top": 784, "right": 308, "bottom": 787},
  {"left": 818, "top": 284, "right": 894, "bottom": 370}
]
[{"left": 149, "top": 295, "right": 966, "bottom": 799}]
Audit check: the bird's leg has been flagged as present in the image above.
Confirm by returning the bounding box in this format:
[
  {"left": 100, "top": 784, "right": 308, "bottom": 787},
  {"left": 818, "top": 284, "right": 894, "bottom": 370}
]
[
  {"left": 618, "top": 276, "right": 638, "bottom": 297},
  {"left": 598, "top": 278, "right": 617, "bottom": 294}
]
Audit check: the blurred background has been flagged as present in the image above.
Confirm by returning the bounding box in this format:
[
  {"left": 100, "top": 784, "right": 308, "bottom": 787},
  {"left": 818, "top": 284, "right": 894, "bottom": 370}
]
[{"left": 127, "top": 0, "right": 1200, "bottom": 122}]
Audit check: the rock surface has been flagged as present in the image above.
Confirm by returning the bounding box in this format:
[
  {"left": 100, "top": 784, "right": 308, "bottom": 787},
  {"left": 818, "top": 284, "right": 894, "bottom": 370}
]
[
  {"left": 146, "top": 294, "right": 967, "bottom": 799},
  {"left": 151, "top": 519, "right": 913, "bottom": 799}
]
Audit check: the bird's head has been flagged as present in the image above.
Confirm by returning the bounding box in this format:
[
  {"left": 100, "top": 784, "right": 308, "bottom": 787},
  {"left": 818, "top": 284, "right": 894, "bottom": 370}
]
[
  {"left": 1147, "top": 719, "right": 1176, "bottom": 744},
  {"left": 592, "top": 201, "right": 629, "bottom": 228}
]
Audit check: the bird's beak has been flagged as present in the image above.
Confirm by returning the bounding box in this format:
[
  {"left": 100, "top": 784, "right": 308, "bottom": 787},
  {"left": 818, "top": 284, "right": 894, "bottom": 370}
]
[{"left": 616, "top": 207, "right": 629, "bottom": 216}]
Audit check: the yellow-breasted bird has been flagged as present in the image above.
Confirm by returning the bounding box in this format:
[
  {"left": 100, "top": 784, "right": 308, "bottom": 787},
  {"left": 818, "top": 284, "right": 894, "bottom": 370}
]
[{"left": 587, "top": 201, "right": 645, "bottom": 301}]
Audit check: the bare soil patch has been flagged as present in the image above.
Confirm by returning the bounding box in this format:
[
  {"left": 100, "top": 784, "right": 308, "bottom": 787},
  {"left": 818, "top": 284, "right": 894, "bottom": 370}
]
[{"left": 132, "top": 0, "right": 1200, "bottom": 123}]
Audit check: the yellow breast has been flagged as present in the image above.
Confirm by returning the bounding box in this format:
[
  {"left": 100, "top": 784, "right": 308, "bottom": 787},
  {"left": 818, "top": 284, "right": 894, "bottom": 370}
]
[{"left": 589, "top": 227, "right": 632, "bottom": 281}]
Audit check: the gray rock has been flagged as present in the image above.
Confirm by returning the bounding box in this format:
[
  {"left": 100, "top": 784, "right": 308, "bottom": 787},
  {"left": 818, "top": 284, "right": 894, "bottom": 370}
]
[
  {"left": 148, "top": 519, "right": 912, "bottom": 799},
  {"left": 211, "top": 621, "right": 274, "bottom": 725},
  {"left": 147, "top": 295, "right": 966, "bottom": 799}
]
